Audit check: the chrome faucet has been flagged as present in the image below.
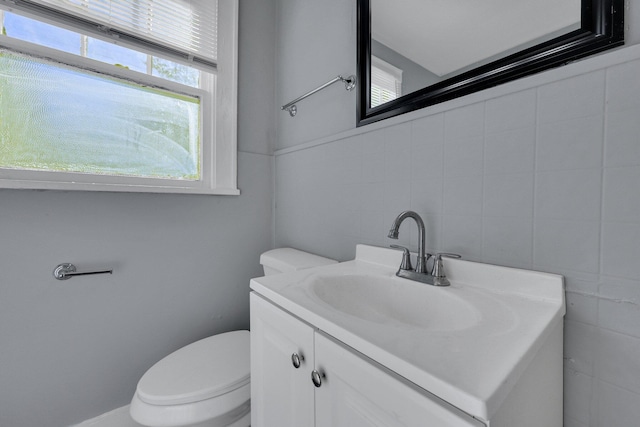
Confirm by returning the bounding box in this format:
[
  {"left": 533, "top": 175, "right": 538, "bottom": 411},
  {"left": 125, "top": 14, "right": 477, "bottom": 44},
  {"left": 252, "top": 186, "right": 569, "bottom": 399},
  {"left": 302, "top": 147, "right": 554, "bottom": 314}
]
[
  {"left": 388, "top": 210, "right": 429, "bottom": 273},
  {"left": 388, "top": 211, "right": 461, "bottom": 286}
]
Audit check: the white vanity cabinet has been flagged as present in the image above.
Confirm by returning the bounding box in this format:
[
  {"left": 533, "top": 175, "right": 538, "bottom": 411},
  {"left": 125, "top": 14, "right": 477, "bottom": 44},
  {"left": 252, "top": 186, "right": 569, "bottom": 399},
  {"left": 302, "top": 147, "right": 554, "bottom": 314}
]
[
  {"left": 251, "top": 245, "right": 565, "bottom": 426},
  {"left": 250, "top": 292, "right": 315, "bottom": 427},
  {"left": 250, "top": 293, "right": 485, "bottom": 427}
]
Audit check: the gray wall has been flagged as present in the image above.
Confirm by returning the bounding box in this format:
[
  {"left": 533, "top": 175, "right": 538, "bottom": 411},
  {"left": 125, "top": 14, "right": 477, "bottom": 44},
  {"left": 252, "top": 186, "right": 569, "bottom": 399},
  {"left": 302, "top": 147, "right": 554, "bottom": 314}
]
[
  {"left": 0, "top": 1, "right": 275, "bottom": 426},
  {"left": 276, "top": 0, "right": 357, "bottom": 149},
  {"left": 274, "top": 1, "right": 640, "bottom": 426}
]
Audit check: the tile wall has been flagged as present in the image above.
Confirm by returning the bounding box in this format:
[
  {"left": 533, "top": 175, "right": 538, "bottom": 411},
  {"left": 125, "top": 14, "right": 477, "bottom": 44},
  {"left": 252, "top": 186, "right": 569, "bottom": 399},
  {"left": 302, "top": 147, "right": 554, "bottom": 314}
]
[{"left": 274, "top": 51, "right": 640, "bottom": 426}]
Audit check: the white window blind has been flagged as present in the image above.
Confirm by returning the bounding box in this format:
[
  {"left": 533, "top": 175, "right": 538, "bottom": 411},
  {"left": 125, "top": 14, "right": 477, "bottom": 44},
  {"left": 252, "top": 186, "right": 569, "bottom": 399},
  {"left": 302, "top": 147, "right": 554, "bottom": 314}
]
[
  {"left": 5, "top": 0, "right": 217, "bottom": 69},
  {"left": 371, "top": 56, "right": 403, "bottom": 108}
]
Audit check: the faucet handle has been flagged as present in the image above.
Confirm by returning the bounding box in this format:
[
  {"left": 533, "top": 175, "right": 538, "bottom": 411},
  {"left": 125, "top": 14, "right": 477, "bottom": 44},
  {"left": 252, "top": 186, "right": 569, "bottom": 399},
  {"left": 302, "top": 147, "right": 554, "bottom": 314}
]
[
  {"left": 431, "top": 253, "right": 461, "bottom": 278},
  {"left": 390, "top": 245, "right": 413, "bottom": 271}
]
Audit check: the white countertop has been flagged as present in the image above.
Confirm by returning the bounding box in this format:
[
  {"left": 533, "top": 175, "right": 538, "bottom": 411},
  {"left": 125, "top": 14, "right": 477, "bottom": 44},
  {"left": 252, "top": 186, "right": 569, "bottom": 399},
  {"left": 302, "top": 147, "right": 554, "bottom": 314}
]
[{"left": 250, "top": 245, "right": 565, "bottom": 422}]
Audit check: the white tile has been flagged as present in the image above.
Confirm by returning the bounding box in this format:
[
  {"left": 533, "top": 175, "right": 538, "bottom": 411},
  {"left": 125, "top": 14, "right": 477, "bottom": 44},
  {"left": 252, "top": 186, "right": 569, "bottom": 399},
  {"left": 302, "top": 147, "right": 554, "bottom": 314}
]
[
  {"left": 482, "top": 216, "right": 533, "bottom": 268},
  {"left": 361, "top": 130, "right": 386, "bottom": 183},
  {"left": 598, "top": 276, "right": 640, "bottom": 339},
  {"left": 291, "top": 145, "right": 326, "bottom": 176},
  {"left": 538, "top": 71, "right": 605, "bottom": 124},
  {"left": 483, "top": 173, "right": 534, "bottom": 218},
  {"left": 563, "top": 367, "right": 593, "bottom": 426},
  {"left": 603, "top": 166, "right": 640, "bottom": 222},
  {"left": 564, "top": 320, "right": 598, "bottom": 375},
  {"left": 606, "top": 58, "right": 640, "bottom": 113},
  {"left": 332, "top": 182, "right": 362, "bottom": 213},
  {"left": 411, "top": 113, "right": 445, "bottom": 144},
  {"left": 315, "top": 231, "right": 358, "bottom": 263},
  {"left": 360, "top": 209, "right": 386, "bottom": 240},
  {"left": 442, "top": 214, "right": 483, "bottom": 261},
  {"left": 410, "top": 174, "right": 443, "bottom": 215},
  {"left": 411, "top": 114, "right": 444, "bottom": 179},
  {"left": 384, "top": 124, "right": 412, "bottom": 182},
  {"left": 275, "top": 174, "right": 300, "bottom": 215},
  {"left": 595, "top": 329, "right": 640, "bottom": 395},
  {"left": 565, "top": 291, "right": 599, "bottom": 326},
  {"left": 444, "top": 102, "right": 484, "bottom": 141},
  {"left": 444, "top": 135, "right": 484, "bottom": 176},
  {"left": 602, "top": 222, "right": 640, "bottom": 279},
  {"left": 596, "top": 381, "right": 640, "bottom": 427},
  {"left": 423, "top": 213, "right": 443, "bottom": 254},
  {"left": 325, "top": 136, "right": 362, "bottom": 184},
  {"left": 485, "top": 89, "right": 536, "bottom": 134},
  {"left": 535, "top": 169, "right": 602, "bottom": 221},
  {"left": 605, "top": 108, "right": 640, "bottom": 167},
  {"left": 333, "top": 235, "right": 360, "bottom": 262},
  {"left": 358, "top": 233, "right": 388, "bottom": 250},
  {"left": 536, "top": 115, "right": 604, "bottom": 171},
  {"left": 320, "top": 206, "right": 360, "bottom": 239},
  {"left": 359, "top": 182, "right": 385, "bottom": 212},
  {"left": 383, "top": 179, "right": 412, "bottom": 216},
  {"left": 274, "top": 213, "right": 302, "bottom": 248},
  {"left": 564, "top": 274, "right": 600, "bottom": 294},
  {"left": 534, "top": 219, "right": 600, "bottom": 273},
  {"left": 275, "top": 151, "right": 296, "bottom": 175},
  {"left": 484, "top": 127, "right": 536, "bottom": 174},
  {"left": 443, "top": 173, "right": 483, "bottom": 216}
]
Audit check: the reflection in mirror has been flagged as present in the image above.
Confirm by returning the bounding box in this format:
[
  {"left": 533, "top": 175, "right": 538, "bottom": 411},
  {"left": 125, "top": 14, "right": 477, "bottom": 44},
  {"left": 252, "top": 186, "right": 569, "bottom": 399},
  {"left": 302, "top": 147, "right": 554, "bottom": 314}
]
[
  {"left": 370, "top": 55, "right": 403, "bottom": 107},
  {"left": 357, "top": 0, "right": 624, "bottom": 125},
  {"left": 371, "top": 0, "right": 582, "bottom": 108}
]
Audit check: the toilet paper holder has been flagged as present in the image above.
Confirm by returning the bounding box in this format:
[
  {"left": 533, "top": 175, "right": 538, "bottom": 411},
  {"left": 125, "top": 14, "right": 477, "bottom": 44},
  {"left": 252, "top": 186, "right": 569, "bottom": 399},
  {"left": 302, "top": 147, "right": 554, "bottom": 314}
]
[{"left": 53, "top": 263, "right": 113, "bottom": 280}]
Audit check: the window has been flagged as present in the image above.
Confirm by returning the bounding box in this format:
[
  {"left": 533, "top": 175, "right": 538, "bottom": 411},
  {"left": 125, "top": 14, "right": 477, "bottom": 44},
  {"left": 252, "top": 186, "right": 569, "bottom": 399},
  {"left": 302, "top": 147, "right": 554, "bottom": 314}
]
[
  {"left": 371, "top": 56, "right": 402, "bottom": 108},
  {"left": 0, "top": 0, "right": 239, "bottom": 194}
]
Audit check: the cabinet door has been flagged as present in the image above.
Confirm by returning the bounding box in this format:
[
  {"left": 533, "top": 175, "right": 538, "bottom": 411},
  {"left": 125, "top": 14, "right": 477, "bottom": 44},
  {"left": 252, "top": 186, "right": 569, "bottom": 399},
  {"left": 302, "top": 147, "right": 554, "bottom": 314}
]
[
  {"left": 314, "top": 333, "right": 485, "bottom": 427},
  {"left": 250, "top": 293, "right": 315, "bottom": 427}
]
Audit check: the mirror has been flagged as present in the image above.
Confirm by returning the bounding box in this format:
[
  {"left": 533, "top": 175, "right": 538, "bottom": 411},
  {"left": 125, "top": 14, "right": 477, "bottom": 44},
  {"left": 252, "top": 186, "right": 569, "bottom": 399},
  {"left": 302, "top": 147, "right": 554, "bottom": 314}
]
[{"left": 357, "top": 0, "right": 624, "bottom": 126}]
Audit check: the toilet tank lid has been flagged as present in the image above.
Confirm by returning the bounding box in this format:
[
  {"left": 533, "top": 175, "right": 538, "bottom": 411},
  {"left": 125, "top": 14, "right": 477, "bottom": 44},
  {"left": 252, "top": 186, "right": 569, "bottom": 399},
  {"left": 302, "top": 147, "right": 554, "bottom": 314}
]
[
  {"left": 136, "top": 330, "right": 250, "bottom": 406},
  {"left": 260, "top": 248, "right": 338, "bottom": 273}
]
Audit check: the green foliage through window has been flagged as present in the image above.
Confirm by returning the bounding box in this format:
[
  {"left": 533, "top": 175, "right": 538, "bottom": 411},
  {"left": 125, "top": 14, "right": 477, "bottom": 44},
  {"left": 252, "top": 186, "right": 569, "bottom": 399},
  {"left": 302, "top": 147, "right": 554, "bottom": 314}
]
[{"left": 0, "top": 51, "right": 201, "bottom": 180}]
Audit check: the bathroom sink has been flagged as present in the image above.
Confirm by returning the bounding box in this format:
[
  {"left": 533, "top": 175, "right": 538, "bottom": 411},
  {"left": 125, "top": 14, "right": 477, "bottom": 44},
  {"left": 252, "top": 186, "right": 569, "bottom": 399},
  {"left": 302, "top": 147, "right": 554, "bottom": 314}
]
[
  {"left": 250, "top": 244, "right": 565, "bottom": 421},
  {"left": 306, "top": 274, "right": 481, "bottom": 331}
]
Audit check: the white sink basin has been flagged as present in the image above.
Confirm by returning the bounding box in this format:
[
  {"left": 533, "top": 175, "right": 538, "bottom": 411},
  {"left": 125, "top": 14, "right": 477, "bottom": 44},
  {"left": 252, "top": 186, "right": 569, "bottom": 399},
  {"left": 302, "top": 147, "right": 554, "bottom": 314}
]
[{"left": 307, "top": 274, "right": 481, "bottom": 331}]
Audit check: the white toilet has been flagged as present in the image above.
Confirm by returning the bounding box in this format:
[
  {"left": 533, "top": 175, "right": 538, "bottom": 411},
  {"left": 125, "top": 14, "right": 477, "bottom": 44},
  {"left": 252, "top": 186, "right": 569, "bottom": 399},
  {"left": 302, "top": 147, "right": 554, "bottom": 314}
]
[{"left": 130, "top": 248, "right": 337, "bottom": 427}]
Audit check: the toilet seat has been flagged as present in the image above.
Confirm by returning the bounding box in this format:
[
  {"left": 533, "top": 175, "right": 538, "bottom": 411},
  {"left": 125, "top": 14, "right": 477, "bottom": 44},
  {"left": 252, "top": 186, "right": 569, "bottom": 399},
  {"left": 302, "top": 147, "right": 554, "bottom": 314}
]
[
  {"left": 136, "top": 330, "right": 250, "bottom": 406},
  {"left": 130, "top": 330, "right": 250, "bottom": 427},
  {"left": 131, "top": 383, "right": 250, "bottom": 427}
]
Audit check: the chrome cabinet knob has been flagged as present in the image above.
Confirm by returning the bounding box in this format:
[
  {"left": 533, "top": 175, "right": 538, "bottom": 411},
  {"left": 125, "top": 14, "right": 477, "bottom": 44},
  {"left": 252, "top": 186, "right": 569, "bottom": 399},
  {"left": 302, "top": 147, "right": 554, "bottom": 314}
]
[
  {"left": 311, "top": 369, "right": 324, "bottom": 387},
  {"left": 291, "top": 352, "right": 304, "bottom": 369}
]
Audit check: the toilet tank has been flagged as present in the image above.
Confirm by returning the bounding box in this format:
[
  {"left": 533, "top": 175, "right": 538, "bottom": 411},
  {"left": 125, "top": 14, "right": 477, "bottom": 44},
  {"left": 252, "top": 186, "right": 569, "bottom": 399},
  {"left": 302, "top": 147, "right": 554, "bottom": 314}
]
[{"left": 260, "top": 248, "right": 338, "bottom": 276}]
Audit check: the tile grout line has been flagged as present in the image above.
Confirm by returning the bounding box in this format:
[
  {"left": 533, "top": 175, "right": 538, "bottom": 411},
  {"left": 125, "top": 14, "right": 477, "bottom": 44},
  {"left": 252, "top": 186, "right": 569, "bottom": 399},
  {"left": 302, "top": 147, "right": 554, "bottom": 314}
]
[
  {"left": 481, "top": 101, "right": 487, "bottom": 263},
  {"left": 531, "top": 86, "right": 540, "bottom": 270},
  {"left": 598, "top": 68, "right": 609, "bottom": 292}
]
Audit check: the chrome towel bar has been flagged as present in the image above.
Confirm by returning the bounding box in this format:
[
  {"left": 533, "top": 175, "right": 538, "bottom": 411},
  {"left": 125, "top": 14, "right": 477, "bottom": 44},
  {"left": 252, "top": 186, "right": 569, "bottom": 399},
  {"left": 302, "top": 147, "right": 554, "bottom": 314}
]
[
  {"left": 281, "top": 74, "right": 356, "bottom": 117},
  {"left": 53, "top": 263, "right": 113, "bottom": 280}
]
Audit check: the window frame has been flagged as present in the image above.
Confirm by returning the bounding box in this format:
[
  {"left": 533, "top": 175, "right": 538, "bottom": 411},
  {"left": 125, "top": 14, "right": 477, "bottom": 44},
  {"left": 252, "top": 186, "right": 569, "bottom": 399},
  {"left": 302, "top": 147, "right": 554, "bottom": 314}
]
[{"left": 0, "top": 0, "right": 239, "bottom": 195}]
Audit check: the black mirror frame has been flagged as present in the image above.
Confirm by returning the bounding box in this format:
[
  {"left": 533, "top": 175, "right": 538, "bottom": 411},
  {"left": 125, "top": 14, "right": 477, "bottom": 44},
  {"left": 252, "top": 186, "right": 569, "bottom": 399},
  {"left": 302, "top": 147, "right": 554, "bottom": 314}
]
[{"left": 357, "top": 0, "right": 624, "bottom": 127}]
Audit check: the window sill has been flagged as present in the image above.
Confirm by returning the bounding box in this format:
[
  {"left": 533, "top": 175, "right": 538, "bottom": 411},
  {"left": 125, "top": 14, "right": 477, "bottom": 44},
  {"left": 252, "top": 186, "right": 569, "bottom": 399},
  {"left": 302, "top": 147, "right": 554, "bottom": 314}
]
[{"left": 0, "top": 177, "right": 240, "bottom": 195}]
